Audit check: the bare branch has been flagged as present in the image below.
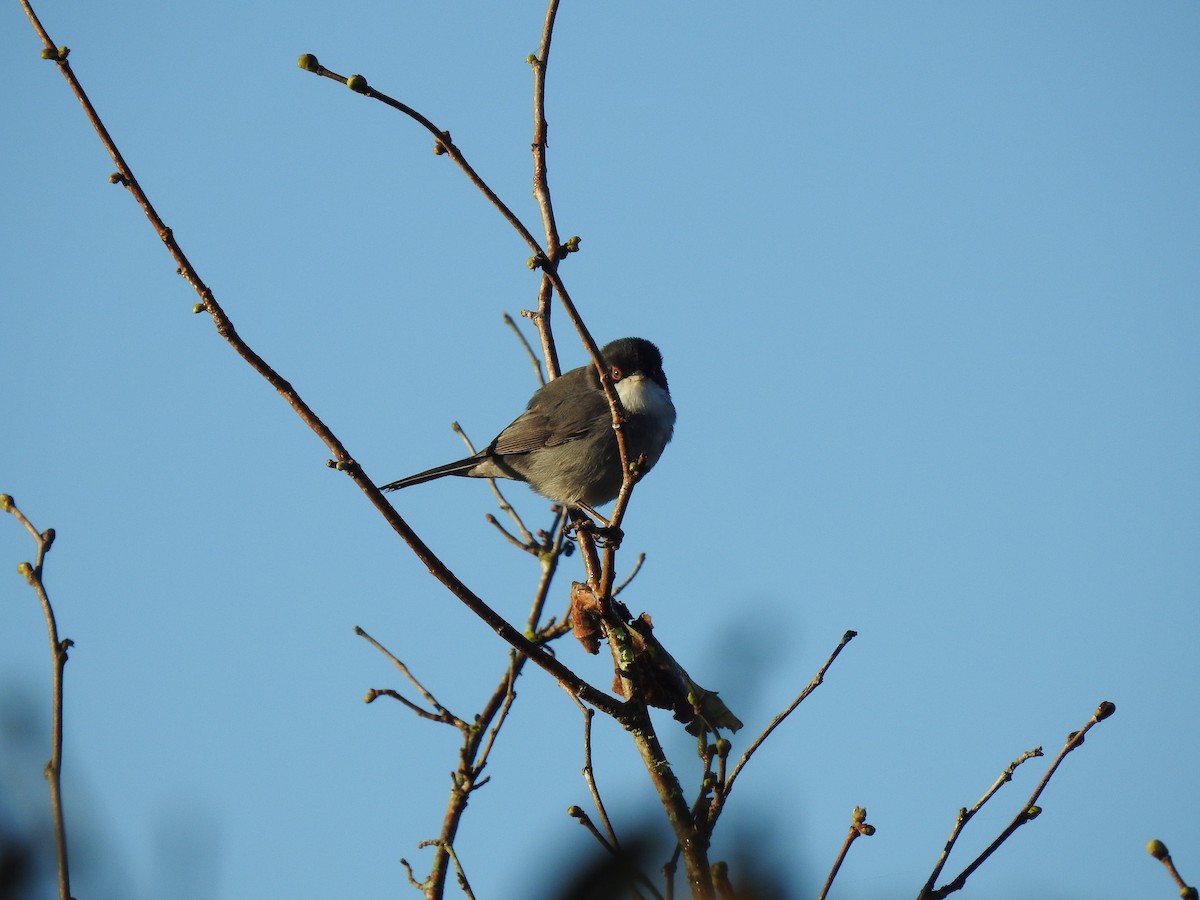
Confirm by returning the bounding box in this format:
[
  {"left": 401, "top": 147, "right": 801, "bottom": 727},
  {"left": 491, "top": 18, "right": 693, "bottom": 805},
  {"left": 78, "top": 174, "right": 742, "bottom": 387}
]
[
  {"left": 613, "top": 553, "right": 647, "bottom": 597},
  {"left": 720, "top": 630, "right": 857, "bottom": 804},
  {"left": 2, "top": 495, "right": 72, "bottom": 900},
  {"left": 924, "top": 701, "right": 1117, "bottom": 899},
  {"left": 919, "top": 746, "right": 1044, "bottom": 895},
  {"left": 356, "top": 627, "right": 462, "bottom": 725},
  {"left": 503, "top": 311, "right": 547, "bottom": 388},
  {"left": 1146, "top": 840, "right": 1197, "bottom": 899},
  {"left": 818, "top": 807, "right": 875, "bottom": 900},
  {"left": 574, "top": 701, "right": 620, "bottom": 849}
]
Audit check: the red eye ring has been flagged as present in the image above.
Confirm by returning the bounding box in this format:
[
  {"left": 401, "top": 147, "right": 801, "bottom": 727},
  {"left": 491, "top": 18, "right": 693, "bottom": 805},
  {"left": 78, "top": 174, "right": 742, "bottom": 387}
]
[{"left": 610, "top": 365, "right": 623, "bottom": 382}]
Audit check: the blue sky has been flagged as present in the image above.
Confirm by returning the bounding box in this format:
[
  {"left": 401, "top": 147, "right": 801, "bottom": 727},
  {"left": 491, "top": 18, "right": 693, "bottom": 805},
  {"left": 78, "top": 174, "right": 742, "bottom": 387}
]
[{"left": 2, "top": 2, "right": 1197, "bottom": 898}]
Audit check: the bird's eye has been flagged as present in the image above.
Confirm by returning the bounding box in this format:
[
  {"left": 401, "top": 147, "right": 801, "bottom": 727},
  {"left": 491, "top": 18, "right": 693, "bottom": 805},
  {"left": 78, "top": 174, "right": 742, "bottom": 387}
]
[{"left": 610, "top": 365, "right": 623, "bottom": 382}]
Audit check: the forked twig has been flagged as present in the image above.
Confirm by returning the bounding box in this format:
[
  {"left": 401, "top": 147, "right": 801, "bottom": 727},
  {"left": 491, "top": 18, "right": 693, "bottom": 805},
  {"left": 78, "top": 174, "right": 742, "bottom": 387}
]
[
  {"left": 919, "top": 746, "right": 1043, "bottom": 894},
  {"left": 356, "top": 626, "right": 462, "bottom": 725},
  {"left": 920, "top": 701, "right": 1117, "bottom": 898}
]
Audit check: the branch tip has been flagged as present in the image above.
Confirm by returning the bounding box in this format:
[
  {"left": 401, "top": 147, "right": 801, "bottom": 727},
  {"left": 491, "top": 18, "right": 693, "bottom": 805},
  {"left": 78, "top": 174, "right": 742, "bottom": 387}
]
[{"left": 297, "top": 53, "right": 320, "bottom": 73}]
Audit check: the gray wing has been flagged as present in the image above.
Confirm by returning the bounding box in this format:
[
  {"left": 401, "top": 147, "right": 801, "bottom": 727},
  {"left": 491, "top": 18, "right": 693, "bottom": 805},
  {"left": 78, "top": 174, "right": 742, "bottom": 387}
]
[{"left": 490, "top": 371, "right": 608, "bottom": 456}]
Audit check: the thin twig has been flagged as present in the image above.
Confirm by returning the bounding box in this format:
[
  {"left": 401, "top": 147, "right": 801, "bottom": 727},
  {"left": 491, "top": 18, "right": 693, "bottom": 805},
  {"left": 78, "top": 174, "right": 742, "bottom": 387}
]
[
  {"left": 524, "top": 512, "right": 568, "bottom": 635},
  {"left": 474, "top": 664, "right": 519, "bottom": 772},
  {"left": 818, "top": 808, "right": 874, "bottom": 900},
  {"left": 503, "top": 312, "right": 546, "bottom": 387},
  {"left": 574, "top": 701, "right": 620, "bottom": 848},
  {"left": 1146, "top": 840, "right": 1196, "bottom": 898},
  {"left": 355, "top": 626, "right": 461, "bottom": 725},
  {"left": 3, "top": 495, "right": 72, "bottom": 900},
  {"left": 443, "top": 841, "right": 477, "bottom": 900},
  {"left": 919, "top": 747, "right": 1043, "bottom": 895},
  {"left": 925, "top": 701, "right": 1117, "bottom": 898},
  {"left": 612, "top": 553, "right": 647, "bottom": 597},
  {"left": 721, "top": 630, "right": 858, "bottom": 804},
  {"left": 529, "top": 0, "right": 564, "bottom": 378},
  {"left": 565, "top": 807, "right": 663, "bottom": 900},
  {"left": 451, "top": 420, "right": 536, "bottom": 546}
]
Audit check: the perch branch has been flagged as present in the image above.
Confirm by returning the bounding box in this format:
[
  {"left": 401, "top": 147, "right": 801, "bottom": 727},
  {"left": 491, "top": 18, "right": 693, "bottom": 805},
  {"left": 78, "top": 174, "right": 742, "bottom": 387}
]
[{"left": 17, "top": 2, "right": 623, "bottom": 720}]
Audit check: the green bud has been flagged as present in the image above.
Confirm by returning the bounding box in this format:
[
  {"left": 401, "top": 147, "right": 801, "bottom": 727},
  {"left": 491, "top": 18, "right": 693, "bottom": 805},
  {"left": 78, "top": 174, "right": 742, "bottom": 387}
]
[
  {"left": 0, "top": 494, "right": 12, "bottom": 513},
  {"left": 526, "top": 54, "right": 537, "bottom": 65},
  {"left": 1148, "top": 839, "right": 1170, "bottom": 860},
  {"left": 297, "top": 53, "right": 320, "bottom": 72},
  {"left": 17, "top": 562, "right": 34, "bottom": 584},
  {"left": 567, "top": 806, "right": 584, "bottom": 819},
  {"left": 1025, "top": 805, "right": 1042, "bottom": 820},
  {"left": 715, "top": 738, "right": 731, "bottom": 757},
  {"left": 41, "top": 48, "right": 56, "bottom": 60},
  {"left": 1095, "top": 700, "right": 1116, "bottom": 721},
  {"left": 564, "top": 235, "right": 581, "bottom": 252},
  {"left": 57, "top": 46, "right": 70, "bottom": 60},
  {"left": 1181, "top": 887, "right": 1198, "bottom": 900},
  {"left": 346, "top": 74, "right": 369, "bottom": 94},
  {"left": 860, "top": 824, "right": 876, "bottom": 836},
  {"left": 527, "top": 257, "right": 538, "bottom": 269},
  {"left": 433, "top": 142, "right": 447, "bottom": 155},
  {"left": 852, "top": 806, "right": 867, "bottom": 824},
  {"left": 364, "top": 689, "right": 379, "bottom": 703},
  {"left": 192, "top": 303, "right": 205, "bottom": 314}
]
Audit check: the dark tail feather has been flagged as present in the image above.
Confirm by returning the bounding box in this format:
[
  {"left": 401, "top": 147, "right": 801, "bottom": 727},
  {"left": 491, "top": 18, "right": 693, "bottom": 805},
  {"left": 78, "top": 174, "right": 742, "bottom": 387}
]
[{"left": 378, "top": 456, "right": 482, "bottom": 492}]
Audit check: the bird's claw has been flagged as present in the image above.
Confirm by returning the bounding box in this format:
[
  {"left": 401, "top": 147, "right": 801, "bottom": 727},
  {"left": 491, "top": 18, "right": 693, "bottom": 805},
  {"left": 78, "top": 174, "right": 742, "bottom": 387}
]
[{"left": 569, "top": 518, "right": 623, "bottom": 548}]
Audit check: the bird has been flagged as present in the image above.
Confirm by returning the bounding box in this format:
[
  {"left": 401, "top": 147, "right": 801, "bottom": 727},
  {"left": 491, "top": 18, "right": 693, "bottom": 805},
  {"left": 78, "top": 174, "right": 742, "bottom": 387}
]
[{"left": 379, "top": 337, "right": 675, "bottom": 514}]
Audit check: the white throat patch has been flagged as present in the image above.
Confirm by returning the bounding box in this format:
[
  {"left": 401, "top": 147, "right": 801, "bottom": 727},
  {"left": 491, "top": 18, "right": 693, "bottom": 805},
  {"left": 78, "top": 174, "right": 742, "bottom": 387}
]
[{"left": 615, "top": 374, "right": 676, "bottom": 424}]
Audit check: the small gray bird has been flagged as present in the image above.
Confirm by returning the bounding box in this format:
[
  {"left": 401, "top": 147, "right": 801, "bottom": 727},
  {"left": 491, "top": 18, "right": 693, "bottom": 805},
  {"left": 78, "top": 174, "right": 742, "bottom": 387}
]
[{"left": 379, "top": 337, "right": 675, "bottom": 511}]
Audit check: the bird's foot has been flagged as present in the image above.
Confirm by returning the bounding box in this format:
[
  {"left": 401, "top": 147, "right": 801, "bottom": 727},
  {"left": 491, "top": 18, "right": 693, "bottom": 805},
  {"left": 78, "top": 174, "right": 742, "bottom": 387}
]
[{"left": 566, "top": 512, "right": 623, "bottom": 548}]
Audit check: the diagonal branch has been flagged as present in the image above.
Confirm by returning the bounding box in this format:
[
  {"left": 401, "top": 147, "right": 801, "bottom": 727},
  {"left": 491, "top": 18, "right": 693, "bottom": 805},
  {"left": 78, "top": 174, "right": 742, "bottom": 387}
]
[
  {"left": 919, "top": 746, "right": 1044, "bottom": 896},
  {"left": 923, "top": 701, "right": 1117, "bottom": 899},
  {"left": 719, "top": 630, "right": 857, "bottom": 809},
  {"left": 18, "top": 0, "right": 623, "bottom": 722}
]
